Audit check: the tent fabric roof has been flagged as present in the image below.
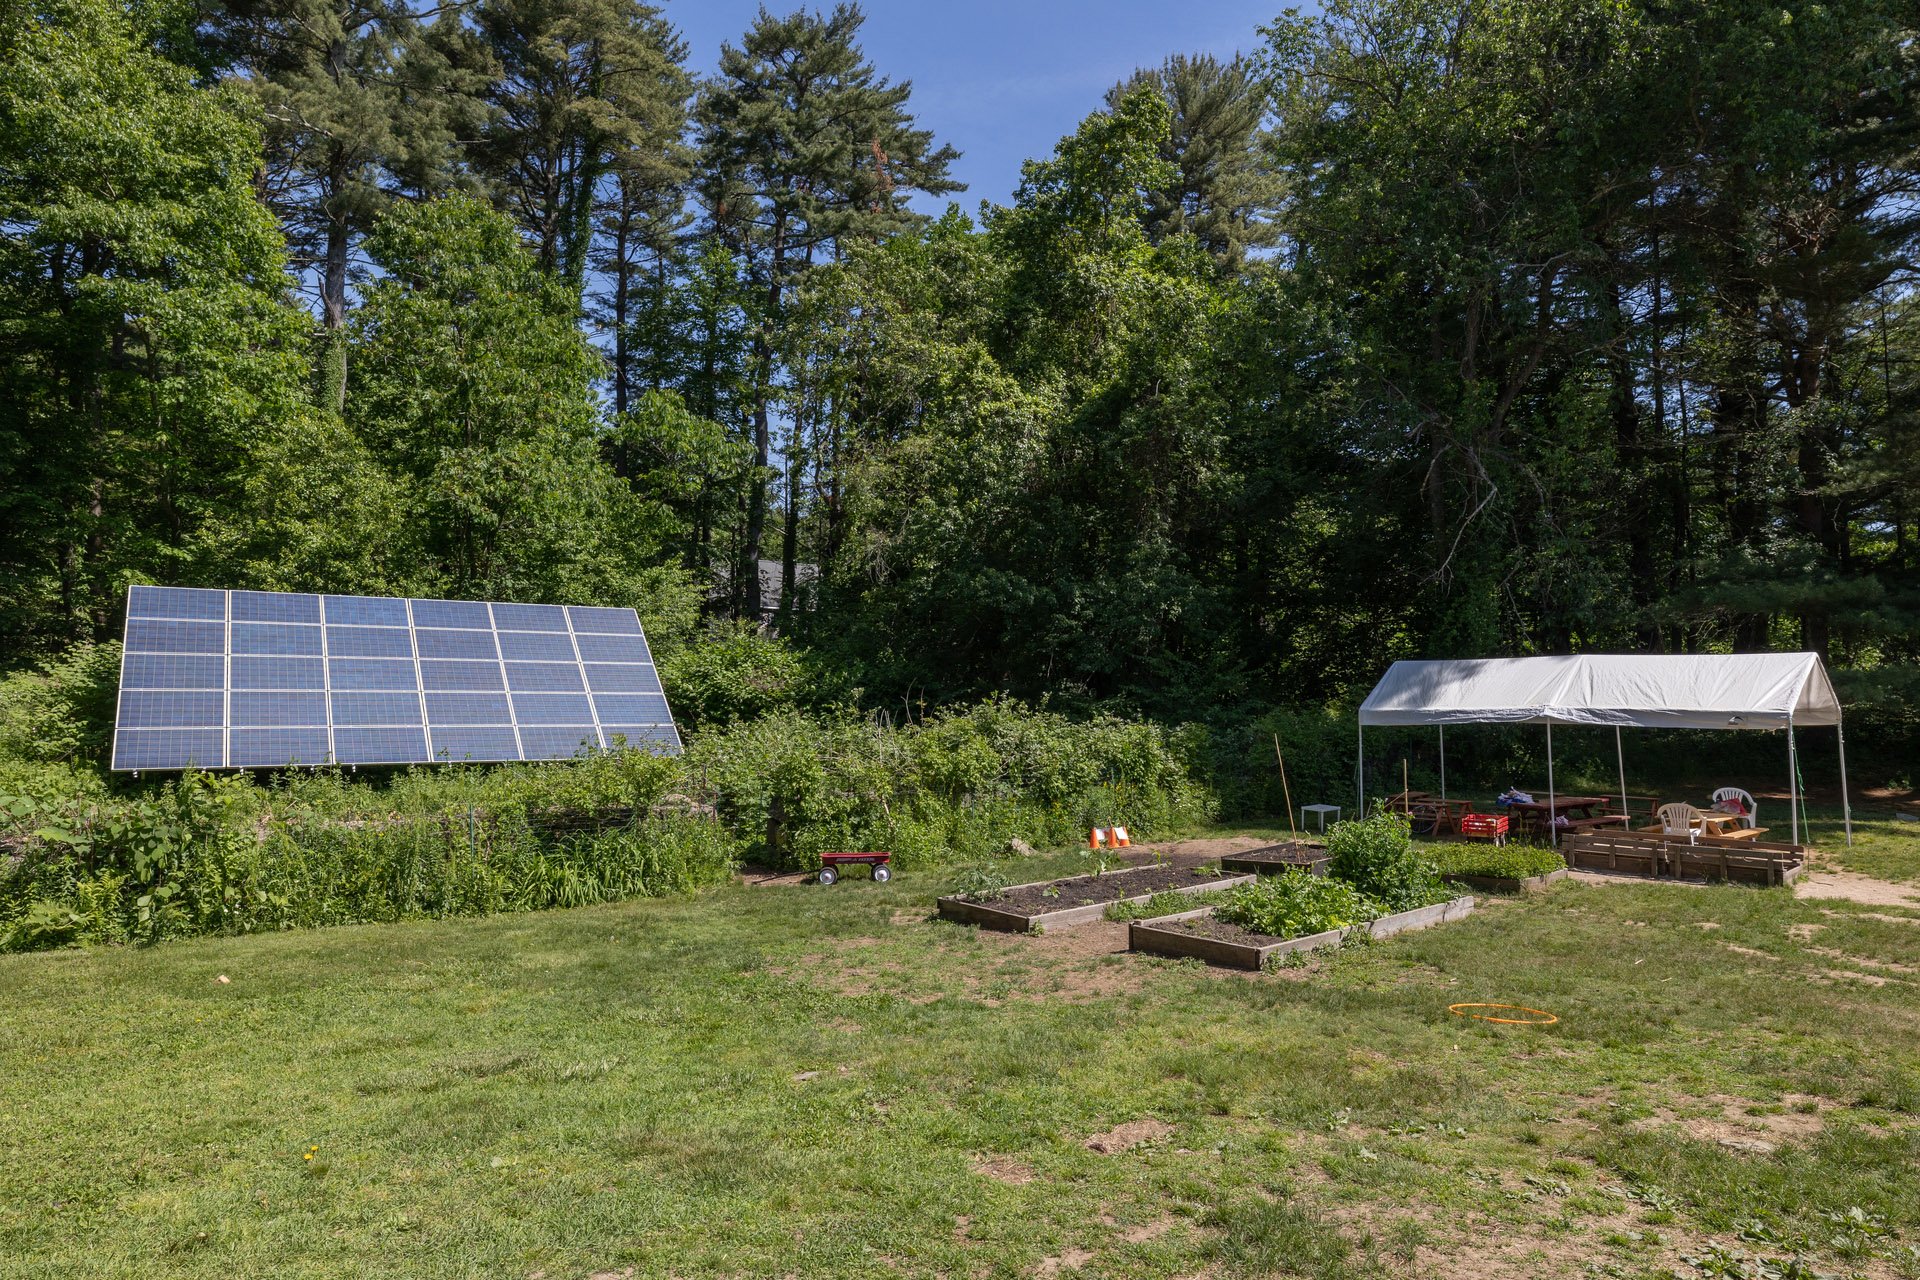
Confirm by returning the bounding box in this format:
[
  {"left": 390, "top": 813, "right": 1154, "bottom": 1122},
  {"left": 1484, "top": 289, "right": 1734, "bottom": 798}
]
[{"left": 1358, "top": 653, "right": 1841, "bottom": 730}]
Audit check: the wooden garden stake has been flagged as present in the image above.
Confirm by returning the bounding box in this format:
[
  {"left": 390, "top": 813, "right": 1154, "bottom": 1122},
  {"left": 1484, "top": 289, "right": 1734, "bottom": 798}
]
[{"left": 1274, "top": 734, "right": 1297, "bottom": 838}]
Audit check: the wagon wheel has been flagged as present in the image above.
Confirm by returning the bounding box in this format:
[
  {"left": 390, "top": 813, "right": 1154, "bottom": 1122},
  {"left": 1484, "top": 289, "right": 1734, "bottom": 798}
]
[
  {"left": 872, "top": 865, "right": 891, "bottom": 883},
  {"left": 818, "top": 866, "right": 838, "bottom": 886}
]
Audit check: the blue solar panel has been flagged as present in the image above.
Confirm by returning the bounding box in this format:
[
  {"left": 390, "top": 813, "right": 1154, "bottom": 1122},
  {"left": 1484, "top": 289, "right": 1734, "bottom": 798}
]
[
  {"left": 232, "top": 591, "right": 320, "bottom": 624},
  {"left": 601, "top": 725, "right": 679, "bottom": 748},
  {"left": 430, "top": 726, "right": 521, "bottom": 761},
  {"left": 584, "top": 664, "right": 662, "bottom": 694},
  {"left": 574, "top": 632, "right": 652, "bottom": 663},
  {"left": 113, "top": 728, "right": 224, "bottom": 769},
  {"left": 122, "top": 653, "right": 225, "bottom": 689},
  {"left": 126, "top": 618, "right": 225, "bottom": 653},
  {"left": 118, "top": 690, "right": 224, "bottom": 728},
  {"left": 113, "top": 588, "right": 679, "bottom": 769},
  {"left": 414, "top": 628, "right": 498, "bottom": 660},
  {"left": 497, "top": 630, "right": 577, "bottom": 661},
  {"left": 232, "top": 622, "right": 323, "bottom": 656},
  {"left": 512, "top": 693, "right": 593, "bottom": 724},
  {"left": 426, "top": 693, "right": 512, "bottom": 725},
  {"left": 329, "top": 658, "right": 418, "bottom": 691},
  {"left": 567, "top": 605, "right": 641, "bottom": 635},
  {"left": 230, "top": 727, "right": 330, "bottom": 767},
  {"left": 334, "top": 726, "right": 430, "bottom": 764},
  {"left": 230, "top": 691, "right": 328, "bottom": 727},
  {"left": 128, "top": 585, "right": 225, "bottom": 620},
  {"left": 326, "top": 626, "right": 414, "bottom": 658},
  {"left": 421, "top": 660, "right": 505, "bottom": 692},
  {"left": 324, "top": 595, "right": 409, "bottom": 626},
  {"left": 492, "top": 602, "right": 568, "bottom": 631},
  {"left": 593, "top": 693, "right": 672, "bottom": 723},
  {"left": 232, "top": 656, "right": 325, "bottom": 690},
  {"left": 333, "top": 692, "right": 424, "bottom": 726},
  {"left": 517, "top": 725, "right": 600, "bottom": 757},
  {"left": 412, "top": 599, "right": 492, "bottom": 629}
]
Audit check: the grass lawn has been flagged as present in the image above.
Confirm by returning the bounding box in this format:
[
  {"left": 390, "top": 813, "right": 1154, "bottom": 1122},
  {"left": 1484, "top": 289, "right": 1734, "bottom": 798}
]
[{"left": 4, "top": 831, "right": 1919, "bottom": 1279}]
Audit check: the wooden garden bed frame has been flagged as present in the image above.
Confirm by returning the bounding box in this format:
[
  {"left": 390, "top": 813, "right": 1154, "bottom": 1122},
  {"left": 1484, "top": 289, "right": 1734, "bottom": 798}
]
[{"left": 1560, "top": 830, "right": 1806, "bottom": 887}]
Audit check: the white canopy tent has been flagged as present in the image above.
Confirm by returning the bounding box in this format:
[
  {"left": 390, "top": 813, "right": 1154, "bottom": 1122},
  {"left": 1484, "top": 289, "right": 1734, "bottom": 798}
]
[{"left": 1356, "top": 653, "right": 1851, "bottom": 846}]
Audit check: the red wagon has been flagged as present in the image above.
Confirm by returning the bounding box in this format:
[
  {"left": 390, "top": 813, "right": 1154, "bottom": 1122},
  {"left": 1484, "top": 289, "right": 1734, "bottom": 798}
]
[
  {"left": 1458, "top": 813, "right": 1509, "bottom": 846},
  {"left": 817, "top": 851, "right": 893, "bottom": 885}
]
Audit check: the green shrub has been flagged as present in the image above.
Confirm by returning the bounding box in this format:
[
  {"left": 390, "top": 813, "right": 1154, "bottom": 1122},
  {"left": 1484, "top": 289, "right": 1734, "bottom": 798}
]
[
  {"left": 1325, "top": 809, "right": 1443, "bottom": 910},
  {"left": 659, "top": 623, "right": 803, "bottom": 727},
  {"left": 0, "top": 641, "right": 121, "bottom": 765},
  {"left": 1424, "top": 842, "right": 1563, "bottom": 881},
  {"left": 1216, "top": 871, "right": 1376, "bottom": 938}
]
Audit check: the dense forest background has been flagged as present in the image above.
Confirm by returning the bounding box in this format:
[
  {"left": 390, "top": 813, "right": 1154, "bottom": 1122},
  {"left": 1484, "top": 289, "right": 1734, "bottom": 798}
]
[{"left": 2, "top": 0, "right": 1917, "bottom": 780}]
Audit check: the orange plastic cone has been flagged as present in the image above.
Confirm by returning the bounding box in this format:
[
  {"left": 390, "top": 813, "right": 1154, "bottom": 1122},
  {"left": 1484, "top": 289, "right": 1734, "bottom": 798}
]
[
  {"left": 1111, "top": 825, "right": 1130, "bottom": 847},
  {"left": 1088, "top": 827, "right": 1107, "bottom": 848}
]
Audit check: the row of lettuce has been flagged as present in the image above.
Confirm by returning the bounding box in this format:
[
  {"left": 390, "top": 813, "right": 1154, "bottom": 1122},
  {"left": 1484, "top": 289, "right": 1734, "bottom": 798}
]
[{"left": 0, "top": 699, "right": 1215, "bottom": 951}]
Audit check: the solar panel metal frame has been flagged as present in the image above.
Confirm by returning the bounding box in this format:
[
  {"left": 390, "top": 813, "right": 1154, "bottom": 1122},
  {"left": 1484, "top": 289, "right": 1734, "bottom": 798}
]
[{"left": 111, "top": 587, "right": 681, "bottom": 771}]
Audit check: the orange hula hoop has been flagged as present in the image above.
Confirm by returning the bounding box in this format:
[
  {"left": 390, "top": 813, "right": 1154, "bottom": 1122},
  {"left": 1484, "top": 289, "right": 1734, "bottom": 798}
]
[{"left": 1448, "top": 1002, "right": 1558, "bottom": 1025}]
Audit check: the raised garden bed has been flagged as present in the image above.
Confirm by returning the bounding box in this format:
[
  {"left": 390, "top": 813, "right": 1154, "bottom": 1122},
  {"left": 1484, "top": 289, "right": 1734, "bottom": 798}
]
[
  {"left": 1441, "top": 867, "right": 1567, "bottom": 894},
  {"left": 937, "top": 865, "right": 1253, "bottom": 934},
  {"left": 1219, "top": 841, "right": 1329, "bottom": 877},
  {"left": 1128, "top": 895, "right": 1477, "bottom": 970}
]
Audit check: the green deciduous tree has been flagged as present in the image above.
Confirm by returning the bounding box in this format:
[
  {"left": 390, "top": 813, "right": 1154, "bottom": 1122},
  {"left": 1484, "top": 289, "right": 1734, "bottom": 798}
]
[{"left": 0, "top": 0, "right": 309, "bottom": 655}]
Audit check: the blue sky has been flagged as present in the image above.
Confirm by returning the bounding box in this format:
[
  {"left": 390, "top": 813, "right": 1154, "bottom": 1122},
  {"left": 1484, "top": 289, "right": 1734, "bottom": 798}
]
[{"left": 664, "top": 0, "right": 1285, "bottom": 212}]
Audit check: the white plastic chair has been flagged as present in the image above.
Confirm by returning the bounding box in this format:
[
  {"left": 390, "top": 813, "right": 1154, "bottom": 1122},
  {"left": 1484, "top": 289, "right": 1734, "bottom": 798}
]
[
  {"left": 1656, "top": 802, "right": 1701, "bottom": 844},
  {"left": 1709, "top": 787, "right": 1758, "bottom": 829}
]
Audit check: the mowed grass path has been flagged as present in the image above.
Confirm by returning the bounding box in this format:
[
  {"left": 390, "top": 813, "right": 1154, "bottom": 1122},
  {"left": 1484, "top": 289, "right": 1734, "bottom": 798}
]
[{"left": 4, "top": 838, "right": 1919, "bottom": 1279}]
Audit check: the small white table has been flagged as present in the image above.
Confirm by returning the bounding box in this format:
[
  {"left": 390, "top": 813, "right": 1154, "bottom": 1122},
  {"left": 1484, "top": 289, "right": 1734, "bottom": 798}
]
[{"left": 1300, "top": 803, "right": 1342, "bottom": 833}]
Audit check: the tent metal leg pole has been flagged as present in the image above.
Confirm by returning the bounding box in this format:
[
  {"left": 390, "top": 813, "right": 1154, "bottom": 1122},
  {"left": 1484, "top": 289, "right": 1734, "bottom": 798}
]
[
  {"left": 1788, "top": 718, "right": 1800, "bottom": 848},
  {"left": 1837, "top": 716, "right": 1853, "bottom": 847},
  {"left": 1439, "top": 725, "right": 1446, "bottom": 807},
  {"left": 1615, "top": 726, "right": 1628, "bottom": 826},
  {"left": 1356, "top": 722, "right": 1364, "bottom": 817},
  {"left": 1546, "top": 722, "right": 1556, "bottom": 847}
]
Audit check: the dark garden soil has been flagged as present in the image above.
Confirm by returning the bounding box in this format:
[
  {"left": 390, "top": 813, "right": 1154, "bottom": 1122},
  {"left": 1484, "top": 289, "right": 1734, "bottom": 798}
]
[
  {"left": 973, "top": 865, "right": 1242, "bottom": 915},
  {"left": 1220, "top": 841, "right": 1328, "bottom": 872},
  {"left": 1149, "top": 912, "right": 1301, "bottom": 948}
]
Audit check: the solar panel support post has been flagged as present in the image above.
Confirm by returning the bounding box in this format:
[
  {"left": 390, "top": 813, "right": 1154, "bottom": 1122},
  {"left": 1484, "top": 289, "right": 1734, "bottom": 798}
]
[{"left": 1438, "top": 724, "right": 1446, "bottom": 807}]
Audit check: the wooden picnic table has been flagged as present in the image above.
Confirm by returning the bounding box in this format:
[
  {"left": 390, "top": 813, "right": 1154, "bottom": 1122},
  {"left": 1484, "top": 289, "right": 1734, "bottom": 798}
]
[
  {"left": 1385, "top": 791, "right": 1472, "bottom": 835},
  {"left": 1504, "top": 795, "right": 1614, "bottom": 841}
]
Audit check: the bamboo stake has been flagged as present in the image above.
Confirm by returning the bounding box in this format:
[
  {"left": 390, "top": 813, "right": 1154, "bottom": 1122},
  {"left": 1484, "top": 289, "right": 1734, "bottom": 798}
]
[{"left": 1274, "top": 734, "right": 1297, "bottom": 838}]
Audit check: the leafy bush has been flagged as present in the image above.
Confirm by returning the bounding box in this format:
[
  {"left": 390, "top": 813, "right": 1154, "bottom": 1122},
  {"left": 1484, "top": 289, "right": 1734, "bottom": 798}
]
[
  {"left": 0, "top": 760, "right": 737, "bottom": 951},
  {"left": 1425, "top": 842, "right": 1563, "bottom": 881},
  {"left": 1326, "top": 809, "right": 1443, "bottom": 910},
  {"left": 0, "top": 641, "right": 121, "bottom": 765},
  {"left": 1216, "top": 871, "right": 1375, "bottom": 938},
  {"left": 659, "top": 623, "right": 803, "bottom": 727}
]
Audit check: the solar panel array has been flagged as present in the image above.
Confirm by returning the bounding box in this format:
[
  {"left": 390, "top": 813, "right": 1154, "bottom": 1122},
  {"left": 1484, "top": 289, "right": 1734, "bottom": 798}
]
[{"left": 111, "top": 586, "right": 681, "bottom": 771}]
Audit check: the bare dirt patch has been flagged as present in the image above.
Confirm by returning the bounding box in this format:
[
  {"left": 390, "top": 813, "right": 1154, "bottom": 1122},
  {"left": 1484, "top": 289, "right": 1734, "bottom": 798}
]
[
  {"left": 1807, "top": 946, "right": 1919, "bottom": 975},
  {"left": 972, "top": 1154, "right": 1037, "bottom": 1186},
  {"left": 1033, "top": 1248, "right": 1093, "bottom": 1277},
  {"left": 1100, "top": 1212, "right": 1176, "bottom": 1244},
  {"left": 1795, "top": 866, "right": 1920, "bottom": 907},
  {"left": 1823, "top": 908, "right": 1920, "bottom": 926},
  {"left": 1721, "top": 942, "right": 1776, "bottom": 960},
  {"left": 1133, "top": 834, "right": 1276, "bottom": 868},
  {"left": 1788, "top": 922, "right": 1825, "bottom": 942},
  {"left": 1084, "top": 1117, "right": 1173, "bottom": 1154}
]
